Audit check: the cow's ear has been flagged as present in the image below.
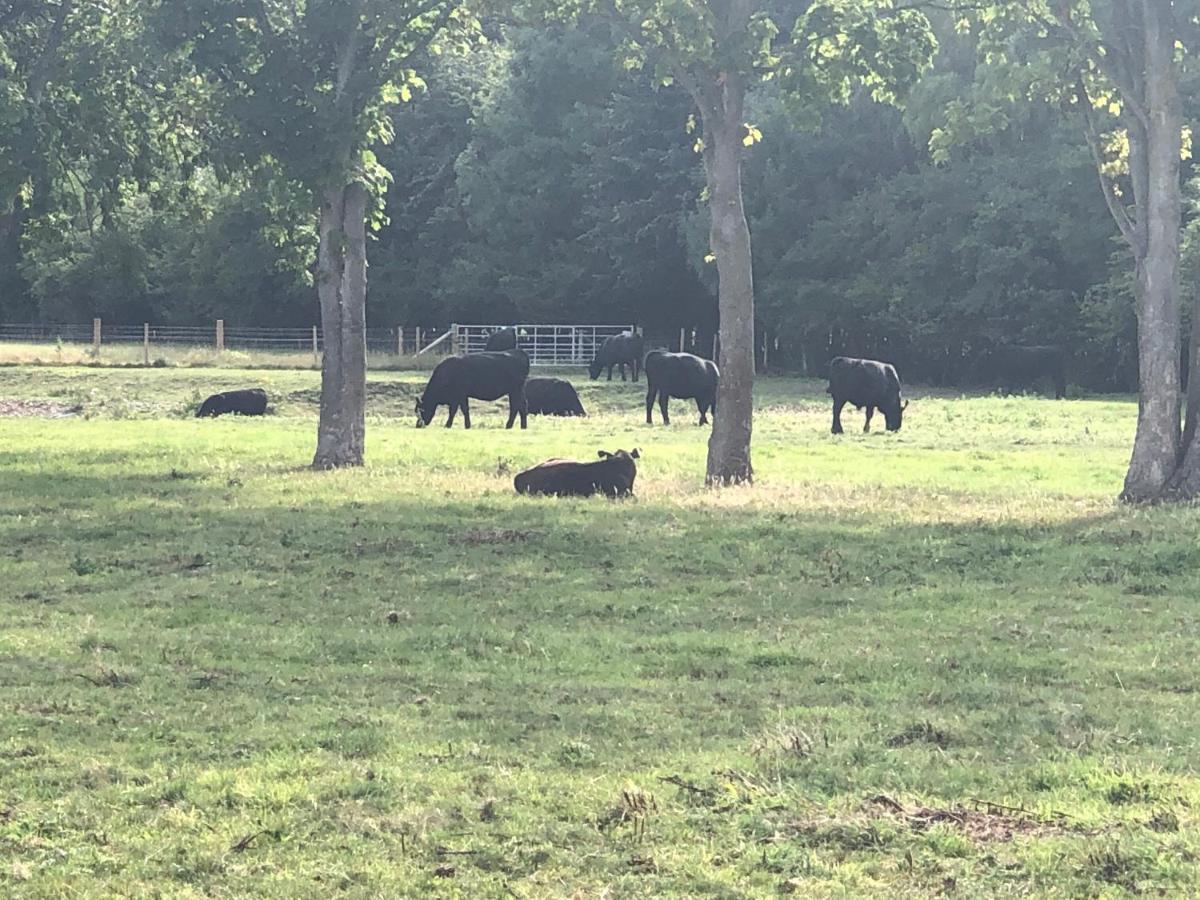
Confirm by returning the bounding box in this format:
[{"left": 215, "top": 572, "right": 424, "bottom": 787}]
[
  {"left": 598, "top": 450, "right": 611, "bottom": 459},
  {"left": 631, "top": 448, "right": 641, "bottom": 459}
]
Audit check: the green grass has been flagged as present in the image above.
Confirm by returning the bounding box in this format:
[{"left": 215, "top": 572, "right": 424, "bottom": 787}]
[{"left": 2, "top": 365, "right": 1199, "bottom": 897}]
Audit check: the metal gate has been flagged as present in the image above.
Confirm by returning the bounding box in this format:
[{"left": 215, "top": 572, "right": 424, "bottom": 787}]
[{"left": 452, "top": 324, "right": 637, "bottom": 366}]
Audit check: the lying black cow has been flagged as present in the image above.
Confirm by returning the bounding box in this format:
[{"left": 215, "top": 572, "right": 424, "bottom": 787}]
[
  {"left": 589, "top": 331, "right": 645, "bottom": 382},
  {"left": 974, "top": 345, "right": 1067, "bottom": 399},
  {"left": 196, "top": 388, "right": 268, "bottom": 418},
  {"left": 415, "top": 349, "right": 529, "bottom": 429},
  {"left": 524, "top": 376, "right": 587, "bottom": 416},
  {"left": 644, "top": 350, "right": 719, "bottom": 425},
  {"left": 827, "top": 356, "right": 907, "bottom": 434},
  {"left": 514, "top": 449, "right": 640, "bottom": 498},
  {"left": 484, "top": 326, "right": 517, "bottom": 352}
]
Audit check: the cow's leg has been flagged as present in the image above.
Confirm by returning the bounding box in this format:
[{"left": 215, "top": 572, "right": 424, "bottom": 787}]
[
  {"left": 445, "top": 403, "right": 457, "bottom": 428},
  {"left": 646, "top": 386, "right": 656, "bottom": 425},
  {"left": 864, "top": 405, "right": 874, "bottom": 433},
  {"left": 607, "top": 365, "right": 613, "bottom": 382},
  {"left": 633, "top": 357, "right": 640, "bottom": 383},
  {"left": 832, "top": 399, "right": 845, "bottom": 435},
  {"left": 518, "top": 390, "right": 528, "bottom": 429},
  {"left": 620, "top": 362, "right": 628, "bottom": 382},
  {"left": 659, "top": 392, "right": 670, "bottom": 425},
  {"left": 697, "top": 399, "right": 708, "bottom": 425},
  {"left": 461, "top": 399, "right": 471, "bottom": 429}
]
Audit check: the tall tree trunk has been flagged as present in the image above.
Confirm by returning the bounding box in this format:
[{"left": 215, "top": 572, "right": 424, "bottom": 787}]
[
  {"left": 1121, "top": 5, "right": 1182, "bottom": 501},
  {"left": 312, "top": 180, "right": 368, "bottom": 469},
  {"left": 699, "top": 75, "right": 754, "bottom": 485}
]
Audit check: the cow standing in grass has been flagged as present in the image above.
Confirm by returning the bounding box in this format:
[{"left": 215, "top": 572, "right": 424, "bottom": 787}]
[
  {"left": 415, "top": 349, "right": 529, "bottom": 429},
  {"left": 827, "top": 356, "right": 907, "bottom": 434},
  {"left": 484, "top": 327, "right": 518, "bottom": 352},
  {"left": 514, "top": 449, "right": 640, "bottom": 497},
  {"left": 589, "top": 331, "right": 644, "bottom": 382},
  {"left": 643, "top": 350, "right": 719, "bottom": 425}
]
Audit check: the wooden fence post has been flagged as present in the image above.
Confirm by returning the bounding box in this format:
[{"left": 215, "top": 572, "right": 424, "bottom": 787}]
[
  {"left": 397, "top": 327, "right": 404, "bottom": 356},
  {"left": 416, "top": 327, "right": 423, "bottom": 353},
  {"left": 93, "top": 318, "right": 101, "bottom": 356},
  {"left": 679, "top": 327, "right": 686, "bottom": 352},
  {"left": 143, "top": 323, "right": 150, "bottom": 365},
  {"left": 312, "top": 326, "right": 319, "bottom": 367},
  {"left": 712, "top": 332, "right": 718, "bottom": 362},
  {"left": 451, "top": 324, "right": 460, "bottom": 356},
  {"left": 216, "top": 319, "right": 225, "bottom": 352}
]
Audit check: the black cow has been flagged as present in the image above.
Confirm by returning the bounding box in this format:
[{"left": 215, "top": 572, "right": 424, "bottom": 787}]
[
  {"left": 524, "top": 376, "right": 587, "bottom": 416},
  {"left": 589, "top": 331, "right": 645, "bottom": 382},
  {"left": 196, "top": 388, "right": 268, "bottom": 418},
  {"left": 644, "top": 350, "right": 719, "bottom": 425},
  {"left": 827, "top": 356, "right": 907, "bottom": 434},
  {"left": 415, "top": 349, "right": 529, "bottom": 429},
  {"left": 974, "top": 345, "right": 1067, "bottom": 399},
  {"left": 514, "top": 449, "right": 640, "bottom": 498},
  {"left": 484, "top": 327, "right": 518, "bottom": 352}
]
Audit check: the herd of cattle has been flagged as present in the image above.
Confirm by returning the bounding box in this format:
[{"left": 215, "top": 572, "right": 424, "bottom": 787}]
[{"left": 194, "top": 331, "right": 1067, "bottom": 498}]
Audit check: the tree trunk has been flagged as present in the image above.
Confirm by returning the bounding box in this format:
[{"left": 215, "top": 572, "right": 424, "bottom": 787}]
[
  {"left": 1121, "top": 6, "right": 1182, "bottom": 501},
  {"left": 312, "top": 180, "right": 368, "bottom": 469},
  {"left": 699, "top": 76, "right": 754, "bottom": 485}
]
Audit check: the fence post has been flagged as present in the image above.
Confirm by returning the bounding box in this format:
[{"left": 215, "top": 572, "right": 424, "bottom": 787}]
[
  {"left": 762, "top": 330, "right": 769, "bottom": 372},
  {"left": 679, "top": 327, "right": 686, "bottom": 352},
  {"left": 216, "top": 319, "right": 225, "bottom": 352},
  {"left": 712, "top": 332, "right": 719, "bottom": 362},
  {"left": 312, "top": 326, "right": 319, "bottom": 367},
  {"left": 397, "top": 327, "right": 404, "bottom": 356},
  {"left": 451, "top": 323, "right": 460, "bottom": 356},
  {"left": 143, "top": 323, "right": 150, "bottom": 365},
  {"left": 416, "top": 327, "right": 423, "bottom": 353},
  {"left": 93, "top": 318, "right": 101, "bottom": 356}
]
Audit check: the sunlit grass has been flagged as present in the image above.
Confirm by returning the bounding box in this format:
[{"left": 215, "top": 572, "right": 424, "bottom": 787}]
[{"left": 1, "top": 365, "right": 1197, "bottom": 897}]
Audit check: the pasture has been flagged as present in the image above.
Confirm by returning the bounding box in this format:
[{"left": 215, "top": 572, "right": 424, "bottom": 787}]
[{"left": 2, "top": 365, "right": 1199, "bottom": 897}]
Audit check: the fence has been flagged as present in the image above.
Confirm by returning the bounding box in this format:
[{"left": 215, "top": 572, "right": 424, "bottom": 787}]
[
  {"left": 453, "top": 324, "right": 637, "bottom": 365},
  {"left": 0, "top": 320, "right": 454, "bottom": 361}
]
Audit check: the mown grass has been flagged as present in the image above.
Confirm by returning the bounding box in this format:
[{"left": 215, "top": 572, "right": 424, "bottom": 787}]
[
  {"left": 2, "top": 365, "right": 1199, "bottom": 897},
  {"left": 0, "top": 341, "right": 435, "bottom": 371}
]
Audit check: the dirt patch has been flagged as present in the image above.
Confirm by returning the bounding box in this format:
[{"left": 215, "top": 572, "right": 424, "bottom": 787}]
[
  {"left": 452, "top": 528, "right": 532, "bottom": 546},
  {"left": 887, "top": 721, "right": 953, "bottom": 749},
  {"left": 864, "top": 794, "right": 1081, "bottom": 843},
  {"left": 0, "top": 398, "right": 83, "bottom": 418}
]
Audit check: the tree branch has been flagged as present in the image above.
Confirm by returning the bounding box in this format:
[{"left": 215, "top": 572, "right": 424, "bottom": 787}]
[{"left": 1076, "top": 75, "right": 1143, "bottom": 257}]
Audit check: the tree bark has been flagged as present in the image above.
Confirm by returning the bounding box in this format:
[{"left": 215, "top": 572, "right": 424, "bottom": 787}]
[
  {"left": 312, "top": 180, "right": 368, "bottom": 469},
  {"left": 1121, "top": 3, "right": 1182, "bottom": 501},
  {"left": 698, "top": 74, "right": 754, "bottom": 485}
]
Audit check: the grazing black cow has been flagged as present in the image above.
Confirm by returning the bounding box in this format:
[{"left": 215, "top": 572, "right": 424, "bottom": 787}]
[
  {"left": 524, "top": 376, "right": 587, "bottom": 416},
  {"left": 589, "top": 331, "right": 645, "bottom": 382},
  {"left": 827, "top": 356, "right": 907, "bottom": 434},
  {"left": 196, "top": 388, "right": 268, "bottom": 418},
  {"left": 484, "top": 326, "right": 518, "bottom": 352},
  {"left": 514, "top": 449, "right": 640, "bottom": 498},
  {"left": 643, "top": 350, "right": 719, "bottom": 425},
  {"left": 975, "top": 345, "right": 1067, "bottom": 399},
  {"left": 415, "top": 349, "right": 529, "bottom": 429}
]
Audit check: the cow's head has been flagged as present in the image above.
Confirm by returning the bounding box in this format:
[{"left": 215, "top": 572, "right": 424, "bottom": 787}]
[
  {"left": 414, "top": 396, "right": 436, "bottom": 428},
  {"left": 598, "top": 448, "right": 641, "bottom": 461},
  {"left": 884, "top": 398, "right": 909, "bottom": 432},
  {"left": 587, "top": 357, "right": 603, "bottom": 380}
]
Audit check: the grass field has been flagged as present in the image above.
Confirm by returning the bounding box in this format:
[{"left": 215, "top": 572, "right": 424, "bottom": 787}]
[
  {"left": 3, "top": 365, "right": 1200, "bottom": 897},
  {"left": 0, "top": 341, "right": 435, "bottom": 371}
]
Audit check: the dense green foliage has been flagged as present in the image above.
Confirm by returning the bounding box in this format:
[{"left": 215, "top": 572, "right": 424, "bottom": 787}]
[
  {"left": 3, "top": 7, "right": 1190, "bottom": 390},
  {"left": 4, "top": 367, "right": 1200, "bottom": 895}
]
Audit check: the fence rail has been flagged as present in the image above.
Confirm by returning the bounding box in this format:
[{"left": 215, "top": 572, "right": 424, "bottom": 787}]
[
  {"left": 0, "top": 321, "right": 651, "bottom": 366},
  {"left": 455, "top": 324, "right": 637, "bottom": 366}
]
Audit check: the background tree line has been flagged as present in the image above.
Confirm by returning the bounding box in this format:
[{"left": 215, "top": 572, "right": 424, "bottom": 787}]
[{"left": 3, "top": 7, "right": 1185, "bottom": 393}]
